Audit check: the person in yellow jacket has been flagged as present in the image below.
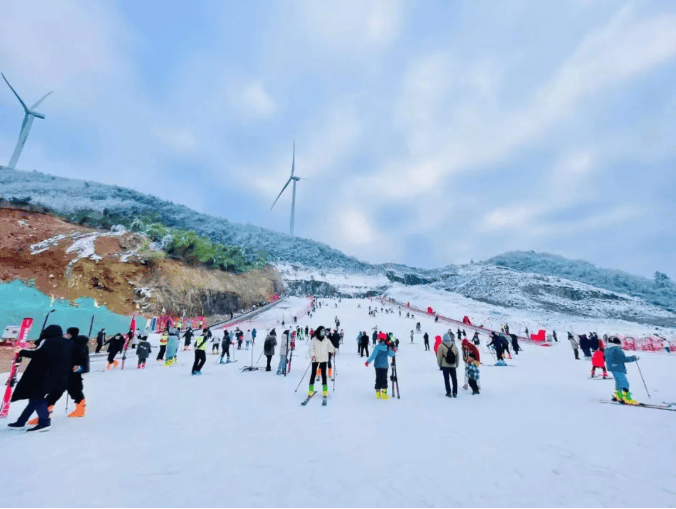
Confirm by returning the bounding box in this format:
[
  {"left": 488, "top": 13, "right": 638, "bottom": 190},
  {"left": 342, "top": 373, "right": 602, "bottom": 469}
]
[
  {"left": 157, "top": 333, "right": 168, "bottom": 361},
  {"left": 308, "top": 326, "right": 335, "bottom": 399},
  {"left": 191, "top": 333, "right": 209, "bottom": 375}
]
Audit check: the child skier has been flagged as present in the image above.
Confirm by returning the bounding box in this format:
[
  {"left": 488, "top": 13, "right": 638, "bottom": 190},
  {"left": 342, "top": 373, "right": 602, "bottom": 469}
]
[
  {"left": 220, "top": 330, "right": 232, "bottom": 364},
  {"left": 136, "top": 334, "right": 152, "bottom": 369},
  {"left": 308, "top": 326, "right": 335, "bottom": 401},
  {"left": 461, "top": 338, "right": 480, "bottom": 390},
  {"left": 605, "top": 337, "right": 640, "bottom": 404},
  {"left": 466, "top": 353, "right": 480, "bottom": 395},
  {"left": 365, "top": 333, "right": 396, "bottom": 399},
  {"left": 591, "top": 349, "right": 608, "bottom": 379}
]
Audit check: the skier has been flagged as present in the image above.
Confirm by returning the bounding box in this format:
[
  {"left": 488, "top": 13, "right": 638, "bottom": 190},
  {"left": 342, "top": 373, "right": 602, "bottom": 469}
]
[
  {"left": 488, "top": 332, "right": 506, "bottom": 365},
  {"left": 276, "top": 330, "right": 289, "bottom": 375},
  {"left": 568, "top": 333, "right": 580, "bottom": 360},
  {"left": 466, "top": 352, "right": 481, "bottom": 395},
  {"left": 211, "top": 330, "right": 219, "bottom": 355},
  {"left": 219, "top": 330, "right": 232, "bottom": 364},
  {"left": 308, "top": 326, "right": 335, "bottom": 400},
  {"left": 434, "top": 335, "right": 442, "bottom": 354},
  {"left": 579, "top": 334, "right": 592, "bottom": 359},
  {"left": 552, "top": 330, "right": 558, "bottom": 342},
  {"left": 245, "top": 330, "right": 252, "bottom": 350},
  {"left": 591, "top": 349, "right": 608, "bottom": 379},
  {"left": 104, "top": 333, "right": 125, "bottom": 370},
  {"left": 95, "top": 328, "right": 106, "bottom": 353},
  {"left": 437, "top": 332, "right": 460, "bottom": 397},
  {"left": 372, "top": 330, "right": 378, "bottom": 346},
  {"left": 136, "top": 333, "right": 151, "bottom": 369},
  {"left": 359, "top": 331, "right": 370, "bottom": 357},
  {"left": 505, "top": 324, "right": 510, "bottom": 335},
  {"left": 252, "top": 328, "right": 257, "bottom": 345},
  {"left": 410, "top": 330, "right": 414, "bottom": 344},
  {"left": 157, "top": 332, "right": 168, "bottom": 361},
  {"left": 8, "top": 325, "right": 72, "bottom": 432},
  {"left": 164, "top": 326, "right": 180, "bottom": 366},
  {"left": 356, "top": 331, "right": 362, "bottom": 354},
  {"left": 191, "top": 333, "right": 209, "bottom": 375},
  {"left": 183, "top": 328, "right": 194, "bottom": 351},
  {"left": 339, "top": 329, "right": 344, "bottom": 345},
  {"left": 365, "top": 333, "right": 396, "bottom": 399},
  {"left": 237, "top": 329, "right": 244, "bottom": 350},
  {"left": 263, "top": 330, "right": 277, "bottom": 372},
  {"left": 423, "top": 332, "right": 430, "bottom": 351},
  {"left": 605, "top": 337, "right": 639, "bottom": 405}
]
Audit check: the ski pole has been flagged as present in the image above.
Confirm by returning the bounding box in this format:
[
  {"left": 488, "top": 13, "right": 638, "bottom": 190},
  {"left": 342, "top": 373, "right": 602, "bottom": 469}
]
[
  {"left": 294, "top": 362, "right": 312, "bottom": 393},
  {"left": 40, "top": 309, "right": 56, "bottom": 334},
  {"left": 87, "top": 314, "right": 95, "bottom": 338},
  {"left": 636, "top": 360, "right": 651, "bottom": 399}
]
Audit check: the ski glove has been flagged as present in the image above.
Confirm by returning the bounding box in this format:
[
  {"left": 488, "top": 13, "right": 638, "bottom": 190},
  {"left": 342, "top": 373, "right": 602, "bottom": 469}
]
[{"left": 365, "top": 362, "right": 369, "bottom": 367}]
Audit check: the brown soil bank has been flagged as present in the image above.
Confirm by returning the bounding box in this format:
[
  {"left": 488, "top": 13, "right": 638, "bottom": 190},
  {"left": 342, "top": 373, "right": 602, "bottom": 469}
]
[{"left": 0, "top": 208, "right": 284, "bottom": 319}]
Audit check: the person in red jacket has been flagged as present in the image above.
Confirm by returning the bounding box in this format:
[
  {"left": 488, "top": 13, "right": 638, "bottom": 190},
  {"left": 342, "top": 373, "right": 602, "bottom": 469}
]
[
  {"left": 433, "top": 335, "right": 442, "bottom": 354},
  {"left": 461, "top": 338, "right": 480, "bottom": 390},
  {"left": 591, "top": 350, "right": 608, "bottom": 378}
]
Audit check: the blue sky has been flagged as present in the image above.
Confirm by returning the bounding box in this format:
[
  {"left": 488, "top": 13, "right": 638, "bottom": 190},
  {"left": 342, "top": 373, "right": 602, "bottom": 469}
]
[{"left": 1, "top": 0, "right": 675, "bottom": 278}]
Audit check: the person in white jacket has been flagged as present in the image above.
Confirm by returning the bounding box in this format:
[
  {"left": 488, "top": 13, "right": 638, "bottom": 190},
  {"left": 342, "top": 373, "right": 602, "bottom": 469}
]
[
  {"left": 245, "top": 330, "right": 252, "bottom": 350},
  {"left": 277, "top": 330, "right": 290, "bottom": 375},
  {"left": 308, "top": 326, "right": 335, "bottom": 399}
]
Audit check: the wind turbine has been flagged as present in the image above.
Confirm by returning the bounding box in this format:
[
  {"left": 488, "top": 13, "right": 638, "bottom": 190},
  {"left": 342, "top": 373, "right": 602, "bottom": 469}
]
[
  {"left": 270, "top": 141, "right": 303, "bottom": 236},
  {"left": 2, "top": 73, "right": 53, "bottom": 170}
]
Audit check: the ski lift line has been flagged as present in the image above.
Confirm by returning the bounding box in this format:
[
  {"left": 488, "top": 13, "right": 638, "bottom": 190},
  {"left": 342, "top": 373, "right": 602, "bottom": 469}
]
[{"left": 378, "top": 297, "right": 545, "bottom": 346}]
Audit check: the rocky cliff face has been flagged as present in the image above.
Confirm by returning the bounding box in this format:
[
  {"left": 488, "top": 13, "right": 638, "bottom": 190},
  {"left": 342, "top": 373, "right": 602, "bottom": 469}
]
[{"left": 0, "top": 208, "right": 283, "bottom": 319}]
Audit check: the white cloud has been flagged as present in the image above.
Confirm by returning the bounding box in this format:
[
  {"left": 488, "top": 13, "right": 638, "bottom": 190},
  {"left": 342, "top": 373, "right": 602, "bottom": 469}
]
[
  {"left": 231, "top": 81, "right": 277, "bottom": 120},
  {"left": 150, "top": 126, "right": 198, "bottom": 154}
]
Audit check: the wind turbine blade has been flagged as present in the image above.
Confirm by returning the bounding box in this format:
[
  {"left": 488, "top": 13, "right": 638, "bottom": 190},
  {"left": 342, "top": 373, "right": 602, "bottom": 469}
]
[
  {"left": 2, "top": 73, "right": 29, "bottom": 113},
  {"left": 291, "top": 140, "right": 295, "bottom": 177},
  {"left": 31, "top": 91, "right": 53, "bottom": 111},
  {"left": 270, "top": 178, "right": 292, "bottom": 210}
]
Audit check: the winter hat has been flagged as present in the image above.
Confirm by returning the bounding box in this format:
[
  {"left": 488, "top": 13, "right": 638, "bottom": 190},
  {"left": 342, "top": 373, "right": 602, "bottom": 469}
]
[
  {"left": 40, "top": 324, "right": 63, "bottom": 340},
  {"left": 377, "top": 332, "right": 387, "bottom": 341},
  {"left": 315, "top": 326, "right": 326, "bottom": 339},
  {"left": 66, "top": 327, "right": 79, "bottom": 338},
  {"left": 609, "top": 336, "right": 621, "bottom": 344}
]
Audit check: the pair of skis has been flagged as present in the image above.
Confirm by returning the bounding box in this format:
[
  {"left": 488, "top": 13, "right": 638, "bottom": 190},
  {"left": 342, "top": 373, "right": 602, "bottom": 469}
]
[
  {"left": 599, "top": 400, "right": 676, "bottom": 412},
  {"left": 301, "top": 391, "right": 327, "bottom": 406}
]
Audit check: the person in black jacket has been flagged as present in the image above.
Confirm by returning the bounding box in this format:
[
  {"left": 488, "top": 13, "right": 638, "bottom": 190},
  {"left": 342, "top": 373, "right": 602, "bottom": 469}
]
[
  {"left": 510, "top": 334, "right": 520, "bottom": 355},
  {"left": 488, "top": 332, "right": 506, "bottom": 365},
  {"left": 359, "top": 331, "right": 370, "bottom": 357},
  {"left": 9, "top": 325, "right": 72, "bottom": 432},
  {"left": 96, "top": 328, "right": 106, "bottom": 353},
  {"left": 183, "top": 328, "right": 194, "bottom": 351},
  {"left": 423, "top": 332, "right": 430, "bottom": 351},
  {"left": 104, "top": 333, "right": 126, "bottom": 369},
  {"left": 328, "top": 329, "right": 340, "bottom": 378},
  {"left": 219, "top": 330, "right": 232, "bottom": 364}
]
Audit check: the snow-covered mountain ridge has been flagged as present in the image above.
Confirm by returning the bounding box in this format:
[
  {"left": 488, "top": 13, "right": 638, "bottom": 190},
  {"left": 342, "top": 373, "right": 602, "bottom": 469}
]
[{"left": 2, "top": 168, "right": 674, "bottom": 326}]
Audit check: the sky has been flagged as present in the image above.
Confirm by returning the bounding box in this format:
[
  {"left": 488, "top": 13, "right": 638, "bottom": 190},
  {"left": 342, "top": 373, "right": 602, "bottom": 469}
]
[{"left": 1, "top": 0, "right": 675, "bottom": 279}]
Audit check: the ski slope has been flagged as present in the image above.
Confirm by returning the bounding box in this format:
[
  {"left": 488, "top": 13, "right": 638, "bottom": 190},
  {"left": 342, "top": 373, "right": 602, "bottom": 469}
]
[{"left": 1, "top": 296, "right": 675, "bottom": 507}]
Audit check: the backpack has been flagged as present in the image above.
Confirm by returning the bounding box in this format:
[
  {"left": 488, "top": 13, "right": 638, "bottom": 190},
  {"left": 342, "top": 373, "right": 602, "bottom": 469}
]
[{"left": 444, "top": 344, "right": 456, "bottom": 364}]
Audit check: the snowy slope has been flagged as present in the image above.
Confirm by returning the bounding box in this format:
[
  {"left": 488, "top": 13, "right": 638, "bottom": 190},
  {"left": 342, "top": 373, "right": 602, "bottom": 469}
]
[{"left": 2, "top": 293, "right": 675, "bottom": 507}]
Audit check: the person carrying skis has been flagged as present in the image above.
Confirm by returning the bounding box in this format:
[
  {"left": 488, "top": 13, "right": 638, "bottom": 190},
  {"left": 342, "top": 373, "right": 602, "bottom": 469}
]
[
  {"left": 191, "top": 332, "right": 209, "bottom": 375},
  {"left": 591, "top": 349, "right": 608, "bottom": 379},
  {"left": 104, "top": 333, "right": 125, "bottom": 370},
  {"left": 605, "top": 337, "right": 639, "bottom": 404},
  {"left": 423, "top": 332, "right": 430, "bottom": 351},
  {"left": 96, "top": 328, "right": 106, "bottom": 353},
  {"left": 136, "top": 333, "right": 151, "bottom": 369},
  {"left": 568, "top": 333, "right": 580, "bottom": 360},
  {"left": 183, "top": 327, "right": 194, "bottom": 351},
  {"left": 219, "top": 330, "right": 232, "bottom": 364},
  {"left": 277, "top": 330, "right": 290, "bottom": 375},
  {"left": 164, "top": 326, "right": 180, "bottom": 366},
  {"left": 308, "top": 326, "right": 335, "bottom": 400},
  {"left": 8, "top": 325, "right": 72, "bottom": 432},
  {"left": 365, "top": 332, "right": 396, "bottom": 399},
  {"left": 437, "top": 332, "right": 460, "bottom": 397},
  {"left": 263, "top": 330, "right": 277, "bottom": 372}
]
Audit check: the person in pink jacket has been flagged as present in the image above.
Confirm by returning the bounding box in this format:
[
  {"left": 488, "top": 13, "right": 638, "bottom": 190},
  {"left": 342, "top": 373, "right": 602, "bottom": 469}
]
[
  {"left": 591, "top": 350, "right": 608, "bottom": 379},
  {"left": 433, "top": 335, "right": 442, "bottom": 354}
]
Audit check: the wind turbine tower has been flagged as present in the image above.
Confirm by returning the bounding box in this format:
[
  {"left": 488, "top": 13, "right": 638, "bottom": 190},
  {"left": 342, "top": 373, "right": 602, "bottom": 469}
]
[
  {"left": 2, "top": 73, "right": 52, "bottom": 170},
  {"left": 271, "top": 142, "right": 303, "bottom": 236}
]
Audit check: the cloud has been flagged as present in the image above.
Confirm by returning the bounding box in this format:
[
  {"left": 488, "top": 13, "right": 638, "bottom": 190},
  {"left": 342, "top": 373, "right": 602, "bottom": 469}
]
[{"left": 229, "top": 81, "right": 277, "bottom": 120}]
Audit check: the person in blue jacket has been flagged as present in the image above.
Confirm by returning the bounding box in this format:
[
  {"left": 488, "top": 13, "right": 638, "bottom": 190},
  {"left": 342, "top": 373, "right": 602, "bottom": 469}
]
[
  {"left": 365, "top": 333, "right": 396, "bottom": 399},
  {"left": 605, "top": 337, "right": 639, "bottom": 405}
]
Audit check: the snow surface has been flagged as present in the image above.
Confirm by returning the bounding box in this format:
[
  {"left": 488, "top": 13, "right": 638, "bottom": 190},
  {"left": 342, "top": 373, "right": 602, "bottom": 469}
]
[{"left": 2, "top": 295, "right": 676, "bottom": 507}]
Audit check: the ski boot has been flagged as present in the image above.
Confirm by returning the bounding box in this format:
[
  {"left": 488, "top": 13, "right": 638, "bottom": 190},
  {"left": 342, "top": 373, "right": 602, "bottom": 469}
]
[
  {"left": 142, "top": 362, "right": 146, "bottom": 369},
  {"left": 26, "top": 421, "right": 50, "bottom": 432},
  {"left": 322, "top": 385, "right": 328, "bottom": 398},
  {"left": 376, "top": 390, "right": 381, "bottom": 399},
  {"left": 328, "top": 368, "right": 333, "bottom": 378},
  {"left": 612, "top": 390, "right": 624, "bottom": 402},
  {"left": 68, "top": 399, "right": 86, "bottom": 418},
  {"left": 381, "top": 389, "right": 389, "bottom": 400},
  {"left": 621, "top": 390, "right": 639, "bottom": 405},
  {"left": 308, "top": 385, "right": 314, "bottom": 397},
  {"left": 27, "top": 405, "right": 54, "bottom": 426}
]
